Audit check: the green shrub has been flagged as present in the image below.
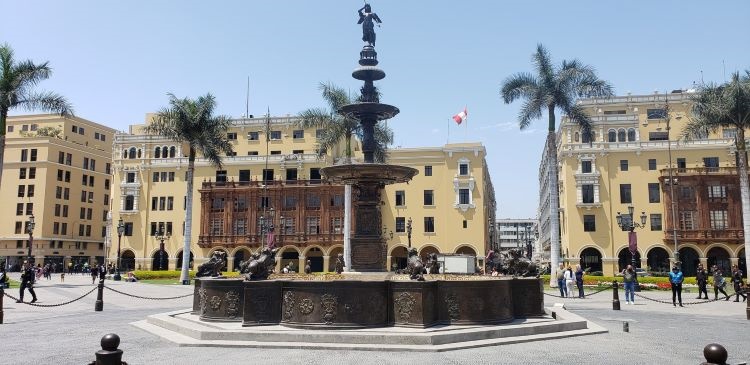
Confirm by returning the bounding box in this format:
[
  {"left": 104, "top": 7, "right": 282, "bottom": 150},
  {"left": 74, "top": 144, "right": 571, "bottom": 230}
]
[
  {"left": 589, "top": 271, "right": 603, "bottom": 276},
  {"left": 131, "top": 270, "right": 241, "bottom": 280}
]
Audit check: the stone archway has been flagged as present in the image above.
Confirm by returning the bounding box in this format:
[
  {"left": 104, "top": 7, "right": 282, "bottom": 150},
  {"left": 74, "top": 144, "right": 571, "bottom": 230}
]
[
  {"left": 678, "top": 246, "right": 700, "bottom": 276},
  {"left": 121, "top": 251, "right": 136, "bottom": 272},
  {"left": 647, "top": 246, "right": 670, "bottom": 273},
  {"left": 455, "top": 246, "right": 477, "bottom": 256},
  {"left": 305, "top": 247, "right": 324, "bottom": 273},
  {"left": 233, "top": 248, "right": 252, "bottom": 271},
  {"left": 176, "top": 250, "right": 194, "bottom": 270},
  {"left": 390, "top": 246, "right": 408, "bottom": 272},
  {"left": 279, "top": 247, "right": 300, "bottom": 273},
  {"left": 419, "top": 245, "right": 440, "bottom": 262},
  {"left": 617, "top": 247, "right": 641, "bottom": 272},
  {"left": 152, "top": 250, "right": 169, "bottom": 271},
  {"left": 707, "top": 246, "right": 731, "bottom": 274},
  {"left": 328, "top": 246, "right": 343, "bottom": 272},
  {"left": 579, "top": 247, "right": 602, "bottom": 272}
]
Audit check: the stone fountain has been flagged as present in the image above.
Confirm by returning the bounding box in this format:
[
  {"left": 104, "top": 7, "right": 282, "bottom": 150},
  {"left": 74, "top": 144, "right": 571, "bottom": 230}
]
[{"left": 181, "top": 3, "right": 548, "bottom": 334}]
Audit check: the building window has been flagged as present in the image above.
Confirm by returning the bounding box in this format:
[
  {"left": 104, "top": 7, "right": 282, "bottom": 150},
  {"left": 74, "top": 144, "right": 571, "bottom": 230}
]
[
  {"left": 30, "top": 149, "right": 37, "bottom": 162},
  {"left": 423, "top": 190, "right": 434, "bottom": 205},
  {"left": 331, "top": 194, "right": 344, "bottom": 207},
  {"left": 620, "top": 160, "right": 628, "bottom": 171},
  {"left": 16, "top": 203, "right": 23, "bottom": 215},
  {"left": 608, "top": 129, "right": 616, "bottom": 142},
  {"left": 210, "top": 218, "right": 224, "bottom": 235},
  {"left": 306, "top": 194, "right": 321, "bottom": 208},
  {"left": 125, "top": 195, "right": 135, "bottom": 211},
  {"left": 710, "top": 210, "right": 728, "bottom": 230},
  {"left": 679, "top": 211, "right": 695, "bottom": 230},
  {"left": 723, "top": 128, "right": 737, "bottom": 139},
  {"left": 227, "top": 132, "right": 237, "bottom": 140},
  {"left": 306, "top": 217, "right": 320, "bottom": 235},
  {"left": 650, "top": 214, "right": 662, "bottom": 231},
  {"left": 309, "top": 168, "right": 321, "bottom": 182},
  {"left": 20, "top": 149, "right": 28, "bottom": 162},
  {"left": 17, "top": 185, "right": 24, "bottom": 198},
  {"left": 424, "top": 166, "right": 432, "bottom": 176},
  {"left": 65, "top": 171, "right": 70, "bottom": 182},
  {"left": 263, "top": 169, "right": 274, "bottom": 182},
  {"left": 215, "top": 170, "right": 227, "bottom": 183},
  {"left": 316, "top": 129, "right": 325, "bottom": 139},
  {"left": 7, "top": 126, "right": 12, "bottom": 132},
  {"left": 106, "top": 163, "right": 111, "bottom": 174},
  {"left": 703, "top": 157, "right": 719, "bottom": 172},
  {"left": 292, "top": 130, "right": 304, "bottom": 139},
  {"left": 126, "top": 172, "right": 136, "bottom": 183},
  {"left": 284, "top": 196, "right": 297, "bottom": 209},
  {"left": 458, "top": 188, "right": 470, "bottom": 204},
  {"left": 583, "top": 215, "right": 596, "bottom": 232},
  {"left": 28, "top": 167, "right": 35, "bottom": 179},
  {"left": 582, "top": 184, "right": 594, "bottom": 204},
  {"left": 648, "top": 183, "right": 660, "bottom": 203},
  {"left": 282, "top": 217, "right": 295, "bottom": 235},
  {"left": 19, "top": 168, "right": 26, "bottom": 179},
  {"left": 233, "top": 218, "right": 247, "bottom": 235},
  {"left": 395, "top": 190, "right": 405, "bottom": 206},
  {"left": 395, "top": 217, "right": 405, "bottom": 233},
  {"left": 286, "top": 168, "right": 298, "bottom": 181},
  {"left": 292, "top": 150, "right": 304, "bottom": 155},
  {"left": 573, "top": 132, "right": 579, "bottom": 142},
  {"left": 647, "top": 108, "right": 667, "bottom": 119},
  {"left": 581, "top": 160, "right": 592, "bottom": 173},
  {"left": 708, "top": 185, "right": 727, "bottom": 202},
  {"left": 648, "top": 159, "right": 657, "bottom": 170},
  {"left": 620, "top": 184, "right": 632, "bottom": 204},
  {"left": 627, "top": 128, "right": 636, "bottom": 142},
  {"left": 424, "top": 217, "right": 435, "bottom": 233},
  {"left": 239, "top": 170, "right": 250, "bottom": 183},
  {"left": 459, "top": 163, "right": 469, "bottom": 176},
  {"left": 617, "top": 129, "right": 626, "bottom": 142},
  {"left": 270, "top": 131, "right": 281, "bottom": 140},
  {"left": 331, "top": 217, "right": 343, "bottom": 234},
  {"left": 248, "top": 131, "right": 259, "bottom": 141},
  {"left": 676, "top": 158, "right": 686, "bottom": 172}
]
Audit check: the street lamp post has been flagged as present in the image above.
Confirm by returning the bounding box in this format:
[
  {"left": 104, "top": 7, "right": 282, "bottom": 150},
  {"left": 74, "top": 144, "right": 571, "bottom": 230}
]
[
  {"left": 155, "top": 227, "right": 171, "bottom": 271},
  {"left": 525, "top": 225, "right": 533, "bottom": 259},
  {"left": 114, "top": 218, "right": 125, "bottom": 281},
  {"left": 406, "top": 217, "right": 412, "bottom": 249},
  {"left": 26, "top": 214, "right": 35, "bottom": 264},
  {"left": 616, "top": 206, "right": 648, "bottom": 291}
]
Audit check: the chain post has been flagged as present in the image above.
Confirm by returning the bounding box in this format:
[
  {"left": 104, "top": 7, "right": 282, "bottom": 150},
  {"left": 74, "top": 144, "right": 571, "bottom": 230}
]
[
  {"left": 95, "top": 279, "right": 104, "bottom": 312},
  {"left": 612, "top": 280, "right": 620, "bottom": 310},
  {"left": 89, "top": 333, "right": 124, "bottom": 365},
  {"left": 0, "top": 286, "right": 4, "bottom": 324}
]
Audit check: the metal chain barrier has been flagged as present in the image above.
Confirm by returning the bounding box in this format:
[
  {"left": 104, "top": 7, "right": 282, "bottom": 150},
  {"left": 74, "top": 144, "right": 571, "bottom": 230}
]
[
  {"left": 104, "top": 285, "right": 192, "bottom": 300},
  {"left": 543, "top": 285, "right": 612, "bottom": 299},
  {"left": 3, "top": 286, "right": 98, "bottom": 308},
  {"left": 633, "top": 289, "right": 738, "bottom": 306}
]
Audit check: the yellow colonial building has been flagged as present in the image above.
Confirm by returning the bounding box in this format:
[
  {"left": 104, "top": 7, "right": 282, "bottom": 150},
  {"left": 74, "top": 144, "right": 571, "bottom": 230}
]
[
  {"left": 0, "top": 114, "right": 115, "bottom": 271},
  {"left": 110, "top": 114, "right": 495, "bottom": 272},
  {"left": 554, "top": 91, "right": 747, "bottom": 276}
]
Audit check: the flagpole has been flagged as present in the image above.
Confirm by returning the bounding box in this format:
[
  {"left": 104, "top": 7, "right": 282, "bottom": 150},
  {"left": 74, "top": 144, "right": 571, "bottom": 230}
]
[{"left": 447, "top": 117, "right": 450, "bottom": 144}]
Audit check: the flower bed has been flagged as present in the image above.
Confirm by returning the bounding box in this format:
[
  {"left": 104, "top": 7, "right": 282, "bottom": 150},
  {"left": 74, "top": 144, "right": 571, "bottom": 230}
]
[{"left": 131, "top": 270, "right": 242, "bottom": 280}]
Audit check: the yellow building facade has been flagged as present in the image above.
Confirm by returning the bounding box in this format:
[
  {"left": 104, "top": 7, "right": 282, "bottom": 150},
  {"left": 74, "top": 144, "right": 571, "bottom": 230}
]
[
  {"left": 111, "top": 115, "right": 495, "bottom": 272},
  {"left": 0, "top": 114, "right": 115, "bottom": 271},
  {"left": 557, "top": 92, "right": 746, "bottom": 276}
]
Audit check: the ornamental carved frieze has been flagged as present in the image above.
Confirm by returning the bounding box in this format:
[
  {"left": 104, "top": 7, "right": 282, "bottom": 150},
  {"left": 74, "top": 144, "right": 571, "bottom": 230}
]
[
  {"left": 282, "top": 291, "right": 296, "bottom": 320},
  {"left": 444, "top": 293, "right": 460, "bottom": 320},
  {"left": 299, "top": 298, "right": 314, "bottom": 315},
  {"left": 321, "top": 294, "right": 338, "bottom": 325},
  {"left": 394, "top": 292, "right": 417, "bottom": 323},
  {"left": 209, "top": 296, "right": 222, "bottom": 311},
  {"left": 225, "top": 290, "right": 240, "bottom": 318},
  {"left": 198, "top": 288, "right": 207, "bottom": 315}
]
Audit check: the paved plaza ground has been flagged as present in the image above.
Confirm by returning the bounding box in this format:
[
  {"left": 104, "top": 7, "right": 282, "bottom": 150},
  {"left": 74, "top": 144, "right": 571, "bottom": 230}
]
[{"left": 0, "top": 274, "right": 747, "bottom": 364}]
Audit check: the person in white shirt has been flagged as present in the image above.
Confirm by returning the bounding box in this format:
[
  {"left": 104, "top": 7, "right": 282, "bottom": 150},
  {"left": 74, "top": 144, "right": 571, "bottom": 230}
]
[{"left": 564, "top": 266, "right": 575, "bottom": 297}]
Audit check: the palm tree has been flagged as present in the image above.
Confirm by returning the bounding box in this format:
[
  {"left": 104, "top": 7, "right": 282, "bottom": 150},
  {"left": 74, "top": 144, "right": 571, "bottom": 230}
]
[
  {"left": 0, "top": 43, "right": 73, "bottom": 186},
  {"left": 682, "top": 71, "right": 750, "bottom": 280},
  {"left": 144, "top": 93, "right": 234, "bottom": 284},
  {"left": 296, "top": 82, "right": 393, "bottom": 164},
  {"left": 500, "top": 44, "right": 613, "bottom": 284}
]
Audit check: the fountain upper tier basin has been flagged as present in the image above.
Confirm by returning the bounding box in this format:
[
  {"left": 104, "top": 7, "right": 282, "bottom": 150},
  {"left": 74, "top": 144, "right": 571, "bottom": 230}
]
[
  {"left": 321, "top": 163, "right": 418, "bottom": 185},
  {"left": 339, "top": 102, "right": 399, "bottom": 121}
]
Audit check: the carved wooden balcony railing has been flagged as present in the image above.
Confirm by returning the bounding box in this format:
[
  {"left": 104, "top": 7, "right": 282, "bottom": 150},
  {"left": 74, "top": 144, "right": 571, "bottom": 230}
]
[
  {"left": 198, "top": 233, "right": 345, "bottom": 248},
  {"left": 664, "top": 229, "right": 744, "bottom": 244}
]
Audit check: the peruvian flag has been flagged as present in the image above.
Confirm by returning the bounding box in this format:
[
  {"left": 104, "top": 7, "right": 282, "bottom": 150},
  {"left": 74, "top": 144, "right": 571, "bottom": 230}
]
[
  {"left": 628, "top": 231, "right": 638, "bottom": 254},
  {"left": 267, "top": 226, "right": 276, "bottom": 248},
  {"left": 452, "top": 107, "right": 468, "bottom": 125}
]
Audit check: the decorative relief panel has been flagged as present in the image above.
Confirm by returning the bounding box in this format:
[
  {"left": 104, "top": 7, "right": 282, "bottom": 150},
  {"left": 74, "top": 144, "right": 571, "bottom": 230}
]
[
  {"left": 225, "top": 290, "right": 240, "bottom": 318},
  {"left": 394, "top": 292, "right": 416, "bottom": 323},
  {"left": 321, "top": 294, "right": 338, "bottom": 325}
]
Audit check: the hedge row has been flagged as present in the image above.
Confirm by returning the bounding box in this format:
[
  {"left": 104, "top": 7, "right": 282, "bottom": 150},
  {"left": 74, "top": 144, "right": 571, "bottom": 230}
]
[{"left": 131, "top": 270, "right": 242, "bottom": 280}]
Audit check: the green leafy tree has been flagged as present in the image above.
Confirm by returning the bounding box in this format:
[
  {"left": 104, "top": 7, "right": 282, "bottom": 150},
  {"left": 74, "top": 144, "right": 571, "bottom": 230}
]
[
  {"left": 682, "top": 71, "right": 750, "bottom": 280},
  {"left": 500, "top": 44, "right": 613, "bottom": 283},
  {"left": 296, "top": 82, "right": 393, "bottom": 164},
  {"left": 144, "top": 93, "right": 233, "bottom": 284},
  {"left": 0, "top": 43, "right": 73, "bottom": 185}
]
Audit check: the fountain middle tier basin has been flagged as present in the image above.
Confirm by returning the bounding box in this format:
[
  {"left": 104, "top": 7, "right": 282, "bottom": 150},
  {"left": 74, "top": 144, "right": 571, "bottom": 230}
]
[
  {"left": 320, "top": 163, "right": 418, "bottom": 185},
  {"left": 194, "top": 276, "right": 544, "bottom": 330}
]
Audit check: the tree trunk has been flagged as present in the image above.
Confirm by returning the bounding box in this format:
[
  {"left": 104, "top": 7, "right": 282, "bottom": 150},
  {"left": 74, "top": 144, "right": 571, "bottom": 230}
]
[
  {"left": 0, "top": 109, "right": 7, "bottom": 190},
  {"left": 736, "top": 129, "right": 750, "bottom": 281},
  {"left": 547, "top": 104, "right": 561, "bottom": 287},
  {"left": 180, "top": 147, "right": 196, "bottom": 284}
]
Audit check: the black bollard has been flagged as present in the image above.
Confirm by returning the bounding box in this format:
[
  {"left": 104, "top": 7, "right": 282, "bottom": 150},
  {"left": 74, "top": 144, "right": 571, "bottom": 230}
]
[
  {"left": 0, "top": 286, "right": 4, "bottom": 324},
  {"left": 701, "top": 343, "right": 728, "bottom": 365},
  {"left": 95, "top": 278, "right": 104, "bottom": 312},
  {"left": 91, "top": 333, "right": 124, "bottom": 365},
  {"left": 612, "top": 280, "right": 620, "bottom": 310}
]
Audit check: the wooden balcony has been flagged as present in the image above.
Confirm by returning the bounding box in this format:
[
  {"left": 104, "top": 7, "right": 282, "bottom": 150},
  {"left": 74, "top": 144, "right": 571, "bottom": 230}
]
[
  {"left": 198, "top": 233, "right": 345, "bottom": 249},
  {"left": 664, "top": 229, "right": 744, "bottom": 244}
]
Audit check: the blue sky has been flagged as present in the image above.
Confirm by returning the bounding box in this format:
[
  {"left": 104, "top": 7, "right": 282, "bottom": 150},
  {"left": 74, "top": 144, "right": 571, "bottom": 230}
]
[{"left": 2, "top": 0, "right": 749, "bottom": 218}]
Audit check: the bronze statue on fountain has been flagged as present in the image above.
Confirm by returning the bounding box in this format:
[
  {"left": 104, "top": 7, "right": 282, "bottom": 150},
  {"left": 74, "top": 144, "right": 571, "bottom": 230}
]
[
  {"left": 488, "top": 249, "right": 539, "bottom": 277},
  {"left": 238, "top": 247, "right": 279, "bottom": 280},
  {"left": 406, "top": 248, "right": 425, "bottom": 281},
  {"left": 196, "top": 251, "right": 227, "bottom": 277}
]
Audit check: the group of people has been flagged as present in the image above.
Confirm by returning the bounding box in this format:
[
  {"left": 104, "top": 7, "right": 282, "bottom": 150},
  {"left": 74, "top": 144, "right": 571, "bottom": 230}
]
[
  {"left": 555, "top": 263, "right": 586, "bottom": 298},
  {"left": 632, "top": 263, "right": 746, "bottom": 307}
]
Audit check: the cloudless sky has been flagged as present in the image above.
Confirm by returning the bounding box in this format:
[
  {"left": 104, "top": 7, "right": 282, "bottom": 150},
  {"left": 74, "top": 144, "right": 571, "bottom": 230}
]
[{"left": 2, "top": 1, "right": 749, "bottom": 218}]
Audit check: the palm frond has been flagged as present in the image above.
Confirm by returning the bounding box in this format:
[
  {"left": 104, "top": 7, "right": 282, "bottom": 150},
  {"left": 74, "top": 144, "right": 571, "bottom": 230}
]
[
  {"left": 532, "top": 44, "right": 554, "bottom": 87},
  {"left": 500, "top": 72, "right": 539, "bottom": 104},
  {"left": 18, "top": 91, "right": 74, "bottom": 116},
  {"left": 563, "top": 104, "right": 593, "bottom": 138},
  {"left": 319, "top": 82, "right": 351, "bottom": 111},
  {"left": 517, "top": 93, "right": 544, "bottom": 130}
]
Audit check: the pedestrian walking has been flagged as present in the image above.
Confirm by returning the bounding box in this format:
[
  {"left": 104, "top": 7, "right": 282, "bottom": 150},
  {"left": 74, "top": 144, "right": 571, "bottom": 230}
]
[
  {"left": 91, "top": 265, "right": 99, "bottom": 284},
  {"left": 17, "top": 261, "right": 37, "bottom": 303},
  {"left": 669, "top": 265, "right": 683, "bottom": 307},
  {"left": 564, "top": 266, "right": 575, "bottom": 298},
  {"left": 556, "top": 263, "right": 567, "bottom": 298},
  {"left": 0, "top": 266, "right": 9, "bottom": 288},
  {"left": 622, "top": 265, "right": 636, "bottom": 304},
  {"left": 695, "top": 264, "right": 708, "bottom": 299},
  {"left": 712, "top": 265, "right": 730, "bottom": 301},
  {"left": 731, "top": 265, "right": 747, "bottom": 302},
  {"left": 575, "top": 264, "right": 585, "bottom": 298}
]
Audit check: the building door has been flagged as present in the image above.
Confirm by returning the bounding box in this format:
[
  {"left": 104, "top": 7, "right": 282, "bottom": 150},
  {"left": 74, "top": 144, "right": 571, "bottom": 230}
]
[{"left": 679, "top": 247, "right": 700, "bottom": 276}]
